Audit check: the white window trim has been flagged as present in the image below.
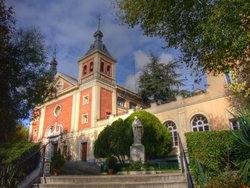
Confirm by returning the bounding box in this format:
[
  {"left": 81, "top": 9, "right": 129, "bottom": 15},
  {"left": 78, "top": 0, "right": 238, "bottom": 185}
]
[
  {"left": 191, "top": 114, "right": 209, "bottom": 132},
  {"left": 82, "top": 95, "right": 89, "bottom": 105},
  {"left": 229, "top": 119, "right": 241, "bottom": 130},
  {"left": 54, "top": 105, "right": 62, "bottom": 117},
  {"left": 81, "top": 113, "right": 88, "bottom": 124},
  {"left": 164, "top": 120, "right": 178, "bottom": 147}
]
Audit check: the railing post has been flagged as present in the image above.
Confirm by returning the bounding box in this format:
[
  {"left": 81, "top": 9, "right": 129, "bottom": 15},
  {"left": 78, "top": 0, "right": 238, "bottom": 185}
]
[
  {"left": 177, "top": 133, "right": 194, "bottom": 188},
  {"left": 178, "top": 133, "right": 184, "bottom": 173}
]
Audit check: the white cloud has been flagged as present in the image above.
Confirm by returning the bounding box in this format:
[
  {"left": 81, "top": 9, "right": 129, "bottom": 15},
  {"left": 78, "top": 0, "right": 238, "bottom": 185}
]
[
  {"left": 159, "top": 53, "right": 174, "bottom": 64},
  {"left": 7, "top": 0, "right": 184, "bottom": 87},
  {"left": 124, "top": 72, "right": 141, "bottom": 92},
  {"left": 134, "top": 50, "right": 150, "bottom": 70},
  {"left": 123, "top": 51, "right": 175, "bottom": 92}
]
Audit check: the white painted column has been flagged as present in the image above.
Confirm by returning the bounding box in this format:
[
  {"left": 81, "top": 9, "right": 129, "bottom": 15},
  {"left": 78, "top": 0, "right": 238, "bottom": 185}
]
[
  {"left": 38, "top": 107, "right": 45, "bottom": 140},
  {"left": 91, "top": 85, "right": 100, "bottom": 127},
  {"left": 73, "top": 92, "right": 80, "bottom": 132},
  {"left": 112, "top": 89, "right": 117, "bottom": 115}
]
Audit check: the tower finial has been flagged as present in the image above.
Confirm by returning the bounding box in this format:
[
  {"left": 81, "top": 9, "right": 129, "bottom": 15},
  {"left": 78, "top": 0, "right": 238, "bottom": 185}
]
[{"left": 97, "top": 14, "right": 101, "bottom": 30}]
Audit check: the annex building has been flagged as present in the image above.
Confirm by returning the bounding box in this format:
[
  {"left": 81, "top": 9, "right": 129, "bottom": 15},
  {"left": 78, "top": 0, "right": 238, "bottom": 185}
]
[{"left": 29, "top": 27, "right": 236, "bottom": 162}]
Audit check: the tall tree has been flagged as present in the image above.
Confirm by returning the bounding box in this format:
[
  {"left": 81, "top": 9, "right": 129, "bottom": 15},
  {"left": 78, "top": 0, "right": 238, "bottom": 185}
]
[
  {"left": 116, "top": 0, "right": 249, "bottom": 104},
  {"left": 138, "top": 54, "right": 183, "bottom": 104},
  {"left": 0, "top": 0, "right": 54, "bottom": 142},
  {"left": 117, "top": 0, "right": 249, "bottom": 74}
]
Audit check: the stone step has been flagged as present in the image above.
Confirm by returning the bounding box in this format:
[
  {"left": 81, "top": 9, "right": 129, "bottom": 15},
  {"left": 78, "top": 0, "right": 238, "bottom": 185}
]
[
  {"left": 60, "top": 161, "right": 101, "bottom": 175},
  {"left": 42, "top": 173, "right": 186, "bottom": 184},
  {"left": 39, "top": 181, "right": 187, "bottom": 188},
  {"left": 39, "top": 173, "right": 187, "bottom": 188}
]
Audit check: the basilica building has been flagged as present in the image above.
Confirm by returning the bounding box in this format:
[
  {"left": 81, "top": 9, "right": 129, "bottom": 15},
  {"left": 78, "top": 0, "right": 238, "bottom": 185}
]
[{"left": 29, "top": 27, "right": 235, "bottom": 162}]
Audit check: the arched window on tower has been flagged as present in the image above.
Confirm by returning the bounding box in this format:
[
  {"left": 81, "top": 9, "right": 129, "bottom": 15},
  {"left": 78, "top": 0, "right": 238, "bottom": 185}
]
[
  {"left": 164, "top": 120, "right": 178, "bottom": 147},
  {"left": 90, "top": 62, "right": 93, "bottom": 72},
  {"left": 107, "top": 65, "right": 111, "bottom": 76},
  {"left": 100, "top": 62, "right": 104, "bottom": 73},
  {"left": 83, "top": 65, "right": 87, "bottom": 75},
  {"left": 191, "top": 114, "right": 209, "bottom": 132}
]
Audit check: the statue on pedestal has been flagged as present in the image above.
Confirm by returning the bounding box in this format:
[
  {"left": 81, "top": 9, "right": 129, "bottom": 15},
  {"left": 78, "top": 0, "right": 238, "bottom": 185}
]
[
  {"left": 130, "top": 116, "right": 145, "bottom": 163},
  {"left": 132, "top": 116, "right": 143, "bottom": 144}
]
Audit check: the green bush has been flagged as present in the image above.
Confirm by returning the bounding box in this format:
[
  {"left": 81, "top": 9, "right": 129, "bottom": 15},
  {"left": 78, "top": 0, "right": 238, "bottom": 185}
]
[
  {"left": 51, "top": 151, "right": 65, "bottom": 170},
  {"left": 186, "top": 130, "right": 250, "bottom": 185},
  {"left": 0, "top": 142, "right": 40, "bottom": 187},
  {"left": 106, "top": 156, "right": 117, "bottom": 169},
  {"left": 94, "top": 118, "right": 130, "bottom": 164},
  {"left": 124, "top": 111, "right": 172, "bottom": 159},
  {"left": 94, "top": 111, "right": 172, "bottom": 163}
]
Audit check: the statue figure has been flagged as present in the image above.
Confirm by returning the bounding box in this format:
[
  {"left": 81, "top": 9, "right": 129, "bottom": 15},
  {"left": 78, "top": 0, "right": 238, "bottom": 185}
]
[{"left": 132, "top": 116, "right": 143, "bottom": 144}]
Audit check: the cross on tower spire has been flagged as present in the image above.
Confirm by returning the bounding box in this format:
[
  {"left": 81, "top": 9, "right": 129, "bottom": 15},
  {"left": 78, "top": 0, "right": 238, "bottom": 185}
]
[{"left": 97, "top": 14, "right": 101, "bottom": 31}]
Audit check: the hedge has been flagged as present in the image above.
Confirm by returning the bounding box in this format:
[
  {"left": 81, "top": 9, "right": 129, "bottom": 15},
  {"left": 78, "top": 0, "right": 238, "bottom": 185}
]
[{"left": 185, "top": 130, "right": 250, "bottom": 184}]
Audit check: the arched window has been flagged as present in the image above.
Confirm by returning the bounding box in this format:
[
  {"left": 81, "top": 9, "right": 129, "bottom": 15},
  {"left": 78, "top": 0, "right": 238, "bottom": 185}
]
[
  {"left": 164, "top": 120, "right": 178, "bottom": 146},
  {"left": 100, "top": 62, "right": 104, "bottom": 73},
  {"left": 191, "top": 114, "right": 209, "bottom": 132},
  {"left": 90, "top": 62, "right": 93, "bottom": 72},
  {"left": 83, "top": 65, "right": 87, "bottom": 75},
  {"left": 107, "top": 65, "right": 111, "bottom": 76}
]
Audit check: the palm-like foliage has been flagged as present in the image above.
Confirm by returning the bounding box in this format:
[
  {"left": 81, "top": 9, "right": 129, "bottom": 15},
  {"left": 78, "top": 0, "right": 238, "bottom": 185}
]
[{"left": 234, "top": 105, "right": 250, "bottom": 184}]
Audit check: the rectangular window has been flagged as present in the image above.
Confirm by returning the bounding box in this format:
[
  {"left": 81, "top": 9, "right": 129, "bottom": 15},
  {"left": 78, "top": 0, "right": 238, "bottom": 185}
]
[
  {"left": 83, "top": 95, "right": 89, "bottom": 105},
  {"left": 229, "top": 118, "right": 241, "bottom": 130},
  {"left": 117, "top": 97, "right": 125, "bottom": 107},
  {"left": 82, "top": 114, "right": 88, "bottom": 124},
  {"left": 224, "top": 72, "right": 232, "bottom": 84},
  {"left": 129, "top": 102, "right": 136, "bottom": 109}
]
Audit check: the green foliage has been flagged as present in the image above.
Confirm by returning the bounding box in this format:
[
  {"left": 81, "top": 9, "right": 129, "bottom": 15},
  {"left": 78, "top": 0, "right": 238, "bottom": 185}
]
[
  {"left": 94, "top": 118, "right": 131, "bottom": 164},
  {"left": 0, "top": 0, "right": 54, "bottom": 142},
  {"left": 0, "top": 142, "right": 40, "bottom": 188},
  {"left": 117, "top": 0, "right": 249, "bottom": 80},
  {"left": 125, "top": 111, "right": 172, "bottom": 159},
  {"left": 130, "top": 160, "right": 144, "bottom": 171},
  {"left": 138, "top": 54, "right": 183, "bottom": 104},
  {"left": 51, "top": 151, "right": 65, "bottom": 170},
  {"left": 186, "top": 130, "right": 250, "bottom": 186},
  {"left": 233, "top": 105, "right": 250, "bottom": 184},
  {"left": 105, "top": 156, "right": 117, "bottom": 169},
  {"left": 0, "top": 123, "right": 40, "bottom": 187},
  {"left": 94, "top": 112, "right": 172, "bottom": 162}
]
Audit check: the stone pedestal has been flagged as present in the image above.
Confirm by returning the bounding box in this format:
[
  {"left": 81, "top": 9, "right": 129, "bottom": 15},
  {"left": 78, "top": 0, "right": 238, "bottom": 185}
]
[
  {"left": 130, "top": 144, "right": 145, "bottom": 163},
  {"left": 43, "top": 159, "right": 51, "bottom": 176}
]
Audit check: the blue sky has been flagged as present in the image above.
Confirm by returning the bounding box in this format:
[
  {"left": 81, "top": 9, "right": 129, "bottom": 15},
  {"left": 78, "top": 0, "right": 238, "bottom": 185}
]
[{"left": 6, "top": 0, "right": 205, "bottom": 92}]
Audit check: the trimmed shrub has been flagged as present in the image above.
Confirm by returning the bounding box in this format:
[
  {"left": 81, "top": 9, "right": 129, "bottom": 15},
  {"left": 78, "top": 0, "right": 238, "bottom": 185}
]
[
  {"left": 94, "top": 111, "right": 172, "bottom": 162},
  {"left": 94, "top": 118, "right": 130, "bottom": 164}
]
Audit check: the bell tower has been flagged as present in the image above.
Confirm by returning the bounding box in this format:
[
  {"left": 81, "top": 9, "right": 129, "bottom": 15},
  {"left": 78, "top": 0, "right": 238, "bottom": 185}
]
[
  {"left": 78, "top": 21, "right": 116, "bottom": 85},
  {"left": 77, "top": 21, "right": 117, "bottom": 128}
]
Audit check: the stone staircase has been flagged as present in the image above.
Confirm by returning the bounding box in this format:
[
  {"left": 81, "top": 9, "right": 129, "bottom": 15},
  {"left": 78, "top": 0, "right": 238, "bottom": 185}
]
[{"left": 38, "top": 173, "right": 187, "bottom": 188}]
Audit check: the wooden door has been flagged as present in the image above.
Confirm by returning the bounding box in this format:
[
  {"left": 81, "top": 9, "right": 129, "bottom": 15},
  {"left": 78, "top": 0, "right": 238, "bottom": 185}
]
[{"left": 81, "top": 143, "right": 87, "bottom": 161}]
